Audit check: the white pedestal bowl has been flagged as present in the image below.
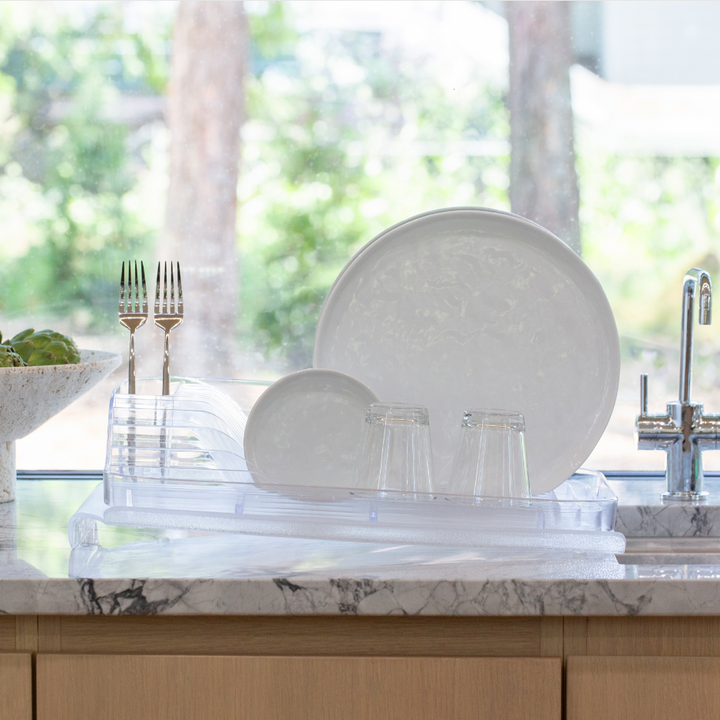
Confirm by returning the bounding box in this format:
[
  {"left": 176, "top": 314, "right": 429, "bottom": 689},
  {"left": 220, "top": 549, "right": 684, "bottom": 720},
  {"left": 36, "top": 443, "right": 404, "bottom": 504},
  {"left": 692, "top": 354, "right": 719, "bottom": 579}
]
[{"left": 0, "top": 349, "right": 122, "bottom": 502}]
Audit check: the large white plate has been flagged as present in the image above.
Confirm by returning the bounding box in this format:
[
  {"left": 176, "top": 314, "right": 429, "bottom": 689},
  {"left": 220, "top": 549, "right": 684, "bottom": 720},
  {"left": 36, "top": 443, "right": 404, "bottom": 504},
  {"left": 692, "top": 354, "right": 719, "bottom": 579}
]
[
  {"left": 244, "top": 368, "right": 379, "bottom": 488},
  {"left": 313, "top": 207, "right": 620, "bottom": 494}
]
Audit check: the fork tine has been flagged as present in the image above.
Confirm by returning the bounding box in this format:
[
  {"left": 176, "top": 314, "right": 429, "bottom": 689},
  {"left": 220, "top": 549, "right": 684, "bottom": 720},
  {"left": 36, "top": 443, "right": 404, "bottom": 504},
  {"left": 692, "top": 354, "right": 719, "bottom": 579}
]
[
  {"left": 170, "top": 261, "right": 175, "bottom": 314},
  {"left": 119, "top": 261, "right": 126, "bottom": 313},
  {"left": 141, "top": 261, "right": 148, "bottom": 314},
  {"left": 163, "top": 261, "right": 168, "bottom": 313},
  {"left": 134, "top": 260, "right": 140, "bottom": 313},
  {"left": 154, "top": 262, "right": 161, "bottom": 314},
  {"left": 129, "top": 260, "right": 134, "bottom": 313},
  {"left": 176, "top": 262, "right": 183, "bottom": 315}
]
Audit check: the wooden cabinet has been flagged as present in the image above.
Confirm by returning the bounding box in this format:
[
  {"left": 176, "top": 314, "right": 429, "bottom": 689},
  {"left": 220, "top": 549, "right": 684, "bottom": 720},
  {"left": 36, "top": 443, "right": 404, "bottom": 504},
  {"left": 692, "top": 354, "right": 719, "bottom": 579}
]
[
  {"left": 36, "top": 654, "right": 561, "bottom": 720},
  {"left": 567, "top": 656, "right": 720, "bottom": 720},
  {"left": 0, "top": 654, "right": 32, "bottom": 720},
  {"left": 565, "top": 620, "right": 720, "bottom": 720},
  {"left": 21, "top": 613, "right": 720, "bottom": 719}
]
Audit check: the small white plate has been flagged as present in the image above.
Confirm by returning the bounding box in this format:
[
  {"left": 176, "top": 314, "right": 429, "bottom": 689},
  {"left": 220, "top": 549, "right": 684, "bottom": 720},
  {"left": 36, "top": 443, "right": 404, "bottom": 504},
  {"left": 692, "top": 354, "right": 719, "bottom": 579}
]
[
  {"left": 314, "top": 207, "right": 620, "bottom": 494},
  {"left": 243, "top": 368, "right": 379, "bottom": 488}
]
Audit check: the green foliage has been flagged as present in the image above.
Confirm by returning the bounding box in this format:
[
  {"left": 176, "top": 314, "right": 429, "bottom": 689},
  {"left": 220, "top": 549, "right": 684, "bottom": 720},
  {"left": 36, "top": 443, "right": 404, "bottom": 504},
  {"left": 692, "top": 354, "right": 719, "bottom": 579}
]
[
  {"left": 6, "top": 1, "right": 716, "bottom": 377},
  {"left": 580, "top": 150, "right": 720, "bottom": 348},
  {"left": 240, "top": 4, "right": 509, "bottom": 368},
  {"left": 0, "top": 2, "right": 170, "bottom": 331},
  {"left": 0, "top": 2, "right": 510, "bottom": 369}
]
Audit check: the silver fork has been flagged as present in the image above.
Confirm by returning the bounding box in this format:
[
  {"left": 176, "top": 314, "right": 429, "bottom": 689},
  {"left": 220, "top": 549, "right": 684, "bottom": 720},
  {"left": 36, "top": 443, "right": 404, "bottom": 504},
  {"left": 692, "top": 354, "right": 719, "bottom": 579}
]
[
  {"left": 154, "top": 261, "right": 184, "bottom": 395},
  {"left": 119, "top": 261, "right": 148, "bottom": 395}
]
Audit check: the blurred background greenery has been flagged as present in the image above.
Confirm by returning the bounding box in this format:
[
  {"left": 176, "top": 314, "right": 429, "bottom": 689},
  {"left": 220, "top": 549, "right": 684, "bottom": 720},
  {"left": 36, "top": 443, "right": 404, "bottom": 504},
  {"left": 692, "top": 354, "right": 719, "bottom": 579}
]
[
  {"left": 0, "top": 2, "right": 167, "bottom": 328},
  {"left": 0, "top": 1, "right": 506, "bottom": 370},
  {"left": 2, "top": 1, "right": 720, "bottom": 470},
  {"left": 1, "top": 2, "right": 718, "bottom": 370}
]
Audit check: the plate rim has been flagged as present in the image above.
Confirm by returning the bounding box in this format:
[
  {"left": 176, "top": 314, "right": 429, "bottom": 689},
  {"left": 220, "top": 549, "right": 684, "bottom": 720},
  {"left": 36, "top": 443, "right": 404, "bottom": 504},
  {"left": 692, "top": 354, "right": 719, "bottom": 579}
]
[{"left": 315, "top": 206, "right": 574, "bottom": 345}]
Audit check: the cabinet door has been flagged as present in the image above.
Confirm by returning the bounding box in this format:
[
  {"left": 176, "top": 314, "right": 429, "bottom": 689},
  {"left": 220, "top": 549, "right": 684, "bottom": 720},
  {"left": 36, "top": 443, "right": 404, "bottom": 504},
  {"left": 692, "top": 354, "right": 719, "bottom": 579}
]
[
  {"left": 567, "top": 656, "right": 720, "bottom": 720},
  {"left": 38, "top": 654, "right": 561, "bottom": 720},
  {"left": 0, "top": 654, "right": 32, "bottom": 720}
]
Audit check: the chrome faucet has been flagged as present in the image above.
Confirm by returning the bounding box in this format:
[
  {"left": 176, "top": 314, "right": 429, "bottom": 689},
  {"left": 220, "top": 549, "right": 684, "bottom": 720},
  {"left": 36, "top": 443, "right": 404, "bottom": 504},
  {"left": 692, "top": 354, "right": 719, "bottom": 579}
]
[{"left": 637, "top": 268, "right": 720, "bottom": 501}]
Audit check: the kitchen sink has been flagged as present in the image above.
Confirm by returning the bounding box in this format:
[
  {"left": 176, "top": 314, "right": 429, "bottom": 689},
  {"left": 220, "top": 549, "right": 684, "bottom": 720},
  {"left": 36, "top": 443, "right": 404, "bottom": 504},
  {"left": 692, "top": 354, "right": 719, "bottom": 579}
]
[{"left": 616, "top": 538, "right": 720, "bottom": 565}]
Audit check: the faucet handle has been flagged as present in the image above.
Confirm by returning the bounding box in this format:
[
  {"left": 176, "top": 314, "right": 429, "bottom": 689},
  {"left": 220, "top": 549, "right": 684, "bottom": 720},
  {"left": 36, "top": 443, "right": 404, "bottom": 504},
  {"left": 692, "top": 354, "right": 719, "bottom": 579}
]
[{"left": 640, "top": 374, "right": 648, "bottom": 415}]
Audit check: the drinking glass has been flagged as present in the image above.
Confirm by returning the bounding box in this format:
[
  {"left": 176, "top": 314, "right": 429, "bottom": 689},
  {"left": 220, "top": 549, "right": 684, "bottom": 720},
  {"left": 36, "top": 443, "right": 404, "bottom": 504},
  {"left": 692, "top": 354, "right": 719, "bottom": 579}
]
[
  {"left": 353, "top": 403, "right": 434, "bottom": 494},
  {"left": 448, "top": 409, "right": 531, "bottom": 500}
]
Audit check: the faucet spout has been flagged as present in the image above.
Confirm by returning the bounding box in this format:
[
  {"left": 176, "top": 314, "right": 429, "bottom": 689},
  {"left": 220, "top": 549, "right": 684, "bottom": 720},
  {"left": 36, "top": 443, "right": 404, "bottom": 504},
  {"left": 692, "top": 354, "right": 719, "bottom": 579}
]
[{"left": 679, "top": 268, "right": 712, "bottom": 404}]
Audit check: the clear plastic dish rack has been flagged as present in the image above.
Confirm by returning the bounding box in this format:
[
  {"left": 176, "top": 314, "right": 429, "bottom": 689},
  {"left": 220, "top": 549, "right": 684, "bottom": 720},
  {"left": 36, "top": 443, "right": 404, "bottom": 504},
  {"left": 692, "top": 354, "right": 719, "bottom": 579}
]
[{"left": 93, "top": 377, "right": 625, "bottom": 554}]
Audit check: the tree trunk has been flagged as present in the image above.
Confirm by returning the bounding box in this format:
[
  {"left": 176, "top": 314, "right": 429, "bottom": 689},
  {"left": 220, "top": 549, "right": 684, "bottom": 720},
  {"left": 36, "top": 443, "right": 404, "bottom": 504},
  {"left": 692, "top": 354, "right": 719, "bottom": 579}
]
[
  {"left": 162, "top": 1, "right": 246, "bottom": 376},
  {"left": 506, "top": 1, "right": 581, "bottom": 254}
]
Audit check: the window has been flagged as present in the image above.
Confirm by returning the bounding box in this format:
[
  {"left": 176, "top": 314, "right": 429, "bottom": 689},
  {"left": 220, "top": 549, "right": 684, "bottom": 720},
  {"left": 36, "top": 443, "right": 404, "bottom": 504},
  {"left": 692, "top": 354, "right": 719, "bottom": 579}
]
[{"left": 1, "top": 1, "right": 719, "bottom": 473}]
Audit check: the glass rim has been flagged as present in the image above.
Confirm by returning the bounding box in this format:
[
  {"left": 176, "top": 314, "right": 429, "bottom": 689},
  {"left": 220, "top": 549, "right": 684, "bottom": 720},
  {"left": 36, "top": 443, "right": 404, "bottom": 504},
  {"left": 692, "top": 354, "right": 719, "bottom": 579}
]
[
  {"left": 462, "top": 408, "right": 525, "bottom": 429},
  {"left": 367, "top": 403, "right": 430, "bottom": 423}
]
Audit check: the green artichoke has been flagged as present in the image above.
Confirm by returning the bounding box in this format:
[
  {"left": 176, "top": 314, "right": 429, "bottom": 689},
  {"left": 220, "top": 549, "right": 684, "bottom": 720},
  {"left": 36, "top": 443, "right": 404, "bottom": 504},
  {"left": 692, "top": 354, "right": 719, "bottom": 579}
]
[
  {"left": 4, "top": 328, "right": 81, "bottom": 366},
  {"left": 0, "top": 345, "right": 27, "bottom": 367}
]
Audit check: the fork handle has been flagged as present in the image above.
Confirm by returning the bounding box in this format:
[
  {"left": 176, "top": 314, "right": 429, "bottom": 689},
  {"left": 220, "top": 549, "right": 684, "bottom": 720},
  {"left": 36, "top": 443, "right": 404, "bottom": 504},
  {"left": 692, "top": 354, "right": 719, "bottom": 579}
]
[
  {"left": 162, "top": 330, "right": 171, "bottom": 395},
  {"left": 128, "top": 330, "right": 136, "bottom": 395}
]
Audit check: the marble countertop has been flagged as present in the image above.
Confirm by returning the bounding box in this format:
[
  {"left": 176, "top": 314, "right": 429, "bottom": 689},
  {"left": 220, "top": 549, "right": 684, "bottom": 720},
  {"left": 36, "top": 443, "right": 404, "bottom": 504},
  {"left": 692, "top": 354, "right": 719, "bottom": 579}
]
[
  {"left": 611, "top": 473, "right": 720, "bottom": 537},
  {"left": 3, "top": 475, "right": 720, "bottom": 617}
]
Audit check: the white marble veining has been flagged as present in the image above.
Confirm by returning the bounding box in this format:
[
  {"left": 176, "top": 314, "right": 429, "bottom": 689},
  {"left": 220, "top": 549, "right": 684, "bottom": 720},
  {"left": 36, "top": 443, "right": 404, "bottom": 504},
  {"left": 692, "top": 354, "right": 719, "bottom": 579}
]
[
  {"left": 612, "top": 476, "right": 720, "bottom": 537},
  {"left": 3, "top": 573, "right": 720, "bottom": 617},
  {"left": 5, "top": 476, "right": 720, "bottom": 616}
]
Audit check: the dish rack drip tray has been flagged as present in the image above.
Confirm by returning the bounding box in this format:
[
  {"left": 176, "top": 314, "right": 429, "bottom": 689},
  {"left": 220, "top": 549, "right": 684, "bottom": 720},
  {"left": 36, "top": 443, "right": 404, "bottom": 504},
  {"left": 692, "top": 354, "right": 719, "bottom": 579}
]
[{"left": 98, "top": 377, "right": 624, "bottom": 554}]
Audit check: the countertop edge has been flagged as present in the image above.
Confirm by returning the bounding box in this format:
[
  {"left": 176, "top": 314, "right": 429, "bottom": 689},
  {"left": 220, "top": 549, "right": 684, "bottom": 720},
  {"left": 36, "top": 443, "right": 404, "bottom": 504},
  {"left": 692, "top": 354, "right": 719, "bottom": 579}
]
[{"left": 2, "top": 576, "right": 720, "bottom": 617}]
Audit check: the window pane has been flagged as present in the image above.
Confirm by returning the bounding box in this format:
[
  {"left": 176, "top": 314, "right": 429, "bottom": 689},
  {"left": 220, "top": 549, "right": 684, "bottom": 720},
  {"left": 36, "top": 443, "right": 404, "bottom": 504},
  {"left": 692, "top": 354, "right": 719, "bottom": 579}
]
[{"left": 0, "top": 1, "right": 718, "bottom": 473}]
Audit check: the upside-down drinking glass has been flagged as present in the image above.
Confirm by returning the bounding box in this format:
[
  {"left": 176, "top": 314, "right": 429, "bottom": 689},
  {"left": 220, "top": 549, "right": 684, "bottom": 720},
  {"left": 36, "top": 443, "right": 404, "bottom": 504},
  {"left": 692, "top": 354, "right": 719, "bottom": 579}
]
[
  {"left": 353, "top": 403, "right": 434, "bottom": 495},
  {"left": 448, "top": 409, "right": 531, "bottom": 500}
]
